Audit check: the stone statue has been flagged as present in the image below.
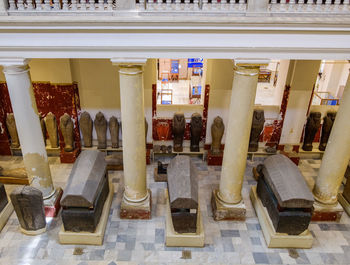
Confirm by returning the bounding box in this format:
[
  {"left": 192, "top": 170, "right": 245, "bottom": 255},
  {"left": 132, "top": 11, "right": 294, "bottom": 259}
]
[
  {"left": 45, "top": 112, "right": 59, "bottom": 148},
  {"left": 94, "top": 112, "right": 107, "bottom": 149},
  {"left": 79, "top": 112, "right": 93, "bottom": 148},
  {"left": 173, "top": 112, "right": 185, "bottom": 152},
  {"left": 6, "top": 113, "right": 20, "bottom": 148},
  {"left": 60, "top": 113, "right": 74, "bottom": 152},
  {"left": 145, "top": 117, "right": 148, "bottom": 145},
  {"left": 302, "top": 112, "right": 321, "bottom": 151},
  {"left": 211, "top": 116, "right": 224, "bottom": 155},
  {"left": 248, "top": 110, "right": 265, "bottom": 152},
  {"left": 10, "top": 186, "right": 46, "bottom": 233},
  {"left": 109, "top": 116, "right": 119, "bottom": 148},
  {"left": 190, "top": 113, "right": 203, "bottom": 152},
  {"left": 319, "top": 112, "right": 336, "bottom": 151},
  {"left": 40, "top": 117, "right": 46, "bottom": 146}
]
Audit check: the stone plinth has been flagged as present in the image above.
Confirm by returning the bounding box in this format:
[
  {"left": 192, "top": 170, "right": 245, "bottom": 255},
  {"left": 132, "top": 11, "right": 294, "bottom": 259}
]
[
  {"left": 311, "top": 201, "right": 343, "bottom": 222},
  {"left": 211, "top": 189, "right": 246, "bottom": 221},
  {"left": 120, "top": 189, "right": 152, "bottom": 219}
]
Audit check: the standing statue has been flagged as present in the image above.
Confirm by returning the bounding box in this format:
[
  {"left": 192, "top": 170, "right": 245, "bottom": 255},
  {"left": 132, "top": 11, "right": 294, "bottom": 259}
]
[
  {"left": 145, "top": 117, "right": 148, "bottom": 145},
  {"left": 211, "top": 116, "right": 224, "bottom": 155},
  {"left": 40, "top": 117, "right": 46, "bottom": 146},
  {"left": 6, "top": 113, "right": 20, "bottom": 148},
  {"left": 173, "top": 112, "right": 186, "bottom": 152},
  {"left": 79, "top": 112, "right": 93, "bottom": 148},
  {"left": 60, "top": 113, "right": 74, "bottom": 152},
  {"left": 109, "top": 116, "right": 119, "bottom": 149},
  {"left": 94, "top": 112, "right": 107, "bottom": 149},
  {"left": 302, "top": 112, "right": 321, "bottom": 151},
  {"left": 248, "top": 110, "right": 265, "bottom": 152},
  {"left": 45, "top": 112, "right": 59, "bottom": 148},
  {"left": 319, "top": 112, "right": 336, "bottom": 151},
  {"left": 190, "top": 113, "right": 203, "bottom": 152}
]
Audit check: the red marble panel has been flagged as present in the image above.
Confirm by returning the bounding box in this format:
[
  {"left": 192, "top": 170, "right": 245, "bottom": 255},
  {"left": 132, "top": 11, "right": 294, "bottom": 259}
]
[{"left": 0, "top": 83, "right": 12, "bottom": 155}]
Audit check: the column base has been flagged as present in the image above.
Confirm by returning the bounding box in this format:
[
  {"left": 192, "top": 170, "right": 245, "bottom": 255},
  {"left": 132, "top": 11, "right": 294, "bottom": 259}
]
[
  {"left": 250, "top": 186, "right": 313, "bottom": 249},
  {"left": 311, "top": 200, "right": 343, "bottom": 222},
  {"left": 120, "top": 189, "right": 152, "bottom": 219},
  {"left": 211, "top": 189, "right": 246, "bottom": 221},
  {"left": 44, "top": 187, "right": 63, "bottom": 217},
  {"left": 20, "top": 226, "right": 46, "bottom": 236},
  {"left": 207, "top": 150, "right": 223, "bottom": 166}
]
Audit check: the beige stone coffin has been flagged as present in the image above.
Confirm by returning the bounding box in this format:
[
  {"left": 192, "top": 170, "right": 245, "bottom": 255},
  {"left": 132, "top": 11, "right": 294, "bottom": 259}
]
[
  {"left": 250, "top": 186, "right": 313, "bottom": 249},
  {"left": 58, "top": 180, "right": 115, "bottom": 245},
  {"left": 165, "top": 190, "right": 204, "bottom": 247}
]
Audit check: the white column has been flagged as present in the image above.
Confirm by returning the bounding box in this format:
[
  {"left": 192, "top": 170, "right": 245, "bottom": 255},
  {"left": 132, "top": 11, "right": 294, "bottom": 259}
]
[
  {"left": 111, "top": 58, "right": 148, "bottom": 203},
  {"left": 247, "top": 0, "right": 269, "bottom": 14},
  {"left": 218, "top": 66, "right": 259, "bottom": 204},
  {"left": 0, "top": 0, "right": 8, "bottom": 15},
  {"left": 0, "top": 59, "right": 54, "bottom": 199},
  {"left": 313, "top": 71, "right": 350, "bottom": 205}
]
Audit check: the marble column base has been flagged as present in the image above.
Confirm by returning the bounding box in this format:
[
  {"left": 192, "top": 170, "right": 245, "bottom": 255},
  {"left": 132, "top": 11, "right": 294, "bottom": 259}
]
[
  {"left": 211, "top": 189, "right": 246, "bottom": 221},
  {"left": 120, "top": 189, "right": 152, "bottom": 219},
  {"left": 311, "top": 200, "right": 343, "bottom": 222},
  {"left": 21, "top": 226, "right": 47, "bottom": 236},
  {"left": 250, "top": 186, "right": 313, "bottom": 249},
  {"left": 44, "top": 187, "right": 63, "bottom": 217}
]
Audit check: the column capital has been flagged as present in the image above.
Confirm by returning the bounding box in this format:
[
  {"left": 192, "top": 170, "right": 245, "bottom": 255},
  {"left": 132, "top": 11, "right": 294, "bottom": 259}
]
[
  {"left": 0, "top": 58, "right": 30, "bottom": 74},
  {"left": 111, "top": 58, "right": 147, "bottom": 67},
  {"left": 234, "top": 58, "right": 270, "bottom": 68}
]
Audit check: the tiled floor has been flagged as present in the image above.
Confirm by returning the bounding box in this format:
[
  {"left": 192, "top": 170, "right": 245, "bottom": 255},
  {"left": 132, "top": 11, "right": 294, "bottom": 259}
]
[{"left": 0, "top": 156, "right": 349, "bottom": 265}]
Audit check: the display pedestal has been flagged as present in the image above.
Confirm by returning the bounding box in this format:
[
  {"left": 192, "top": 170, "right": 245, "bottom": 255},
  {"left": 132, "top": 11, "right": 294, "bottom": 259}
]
[
  {"left": 207, "top": 150, "right": 223, "bottom": 166},
  {"left": 120, "top": 189, "right": 152, "bottom": 219},
  {"left": 154, "top": 168, "right": 167, "bottom": 182},
  {"left": 60, "top": 148, "right": 80, "bottom": 164},
  {"left": 0, "top": 201, "right": 14, "bottom": 232},
  {"left": 58, "top": 180, "right": 114, "bottom": 245},
  {"left": 165, "top": 191, "right": 204, "bottom": 247},
  {"left": 44, "top": 187, "right": 63, "bottom": 217},
  {"left": 21, "top": 226, "right": 46, "bottom": 236},
  {"left": 211, "top": 189, "right": 246, "bottom": 221},
  {"left": 250, "top": 186, "right": 313, "bottom": 249},
  {"left": 311, "top": 200, "right": 343, "bottom": 222},
  {"left": 338, "top": 193, "right": 350, "bottom": 216}
]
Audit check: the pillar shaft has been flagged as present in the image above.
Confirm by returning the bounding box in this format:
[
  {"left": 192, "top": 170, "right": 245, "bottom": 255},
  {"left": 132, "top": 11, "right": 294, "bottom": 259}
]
[
  {"left": 2, "top": 61, "right": 54, "bottom": 198},
  {"left": 218, "top": 67, "right": 259, "bottom": 204},
  {"left": 118, "top": 65, "right": 147, "bottom": 202},
  {"left": 313, "top": 72, "right": 350, "bottom": 205}
]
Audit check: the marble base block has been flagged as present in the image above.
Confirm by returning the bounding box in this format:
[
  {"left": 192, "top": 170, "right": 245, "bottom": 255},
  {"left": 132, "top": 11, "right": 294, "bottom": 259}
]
[
  {"left": 166, "top": 191, "right": 204, "bottom": 247},
  {"left": 120, "top": 189, "right": 152, "bottom": 219},
  {"left": 0, "top": 201, "right": 14, "bottom": 232},
  {"left": 250, "top": 186, "right": 313, "bottom": 249},
  {"left": 211, "top": 189, "right": 246, "bottom": 221},
  {"left": 312, "top": 201, "right": 343, "bottom": 222},
  {"left": 58, "top": 180, "right": 114, "bottom": 245}
]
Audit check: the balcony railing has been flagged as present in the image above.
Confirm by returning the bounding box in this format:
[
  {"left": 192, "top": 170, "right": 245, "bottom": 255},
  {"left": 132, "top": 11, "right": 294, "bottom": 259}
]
[{"left": 2, "top": 0, "right": 350, "bottom": 14}]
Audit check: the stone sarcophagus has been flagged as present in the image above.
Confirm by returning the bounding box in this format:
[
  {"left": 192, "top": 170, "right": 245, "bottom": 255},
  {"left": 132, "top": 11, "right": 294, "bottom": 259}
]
[
  {"left": 256, "top": 154, "right": 314, "bottom": 235},
  {"left": 60, "top": 150, "right": 109, "bottom": 233},
  {"left": 167, "top": 156, "right": 198, "bottom": 233}
]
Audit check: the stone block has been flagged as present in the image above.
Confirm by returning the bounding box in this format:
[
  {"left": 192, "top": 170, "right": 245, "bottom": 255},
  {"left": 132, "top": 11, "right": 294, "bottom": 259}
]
[{"left": 211, "top": 189, "right": 246, "bottom": 221}]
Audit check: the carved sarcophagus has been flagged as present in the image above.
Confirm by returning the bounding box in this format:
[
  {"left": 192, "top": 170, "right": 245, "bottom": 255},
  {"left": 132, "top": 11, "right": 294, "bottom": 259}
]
[
  {"left": 167, "top": 156, "right": 198, "bottom": 233},
  {"left": 256, "top": 154, "right": 314, "bottom": 235},
  {"left": 60, "top": 150, "right": 109, "bottom": 233}
]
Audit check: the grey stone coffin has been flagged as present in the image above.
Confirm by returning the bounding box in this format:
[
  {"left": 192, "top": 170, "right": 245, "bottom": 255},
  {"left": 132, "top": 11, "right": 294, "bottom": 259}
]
[
  {"left": 256, "top": 154, "right": 314, "bottom": 235},
  {"left": 167, "top": 156, "right": 198, "bottom": 233},
  {"left": 60, "top": 150, "right": 109, "bottom": 233},
  {"left": 0, "top": 184, "right": 8, "bottom": 213}
]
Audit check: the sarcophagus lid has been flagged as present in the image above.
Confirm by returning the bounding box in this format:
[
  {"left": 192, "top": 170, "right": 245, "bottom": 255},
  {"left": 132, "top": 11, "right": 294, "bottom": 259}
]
[
  {"left": 167, "top": 156, "right": 198, "bottom": 210},
  {"left": 61, "top": 150, "right": 107, "bottom": 208},
  {"left": 260, "top": 154, "right": 314, "bottom": 208}
]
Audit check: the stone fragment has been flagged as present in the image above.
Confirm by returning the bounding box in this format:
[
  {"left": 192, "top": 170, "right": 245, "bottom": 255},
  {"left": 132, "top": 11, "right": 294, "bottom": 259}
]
[
  {"left": 6, "top": 113, "right": 20, "bottom": 148},
  {"left": 79, "top": 112, "right": 93, "bottom": 148},
  {"left": 10, "top": 186, "right": 46, "bottom": 232},
  {"left": 109, "top": 116, "right": 119, "bottom": 148},
  {"left": 94, "top": 112, "right": 107, "bottom": 149},
  {"left": 45, "top": 112, "right": 59, "bottom": 148},
  {"left": 248, "top": 110, "right": 265, "bottom": 152},
  {"left": 211, "top": 116, "right": 224, "bottom": 155},
  {"left": 256, "top": 154, "right": 314, "bottom": 235},
  {"left": 60, "top": 113, "right": 74, "bottom": 152},
  {"left": 302, "top": 112, "right": 321, "bottom": 151},
  {"left": 60, "top": 150, "right": 109, "bottom": 232},
  {"left": 0, "top": 184, "right": 8, "bottom": 213},
  {"left": 319, "top": 112, "right": 336, "bottom": 151},
  {"left": 190, "top": 113, "right": 202, "bottom": 152},
  {"left": 173, "top": 112, "right": 185, "bottom": 152},
  {"left": 40, "top": 117, "right": 46, "bottom": 146},
  {"left": 167, "top": 156, "right": 198, "bottom": 233}
]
